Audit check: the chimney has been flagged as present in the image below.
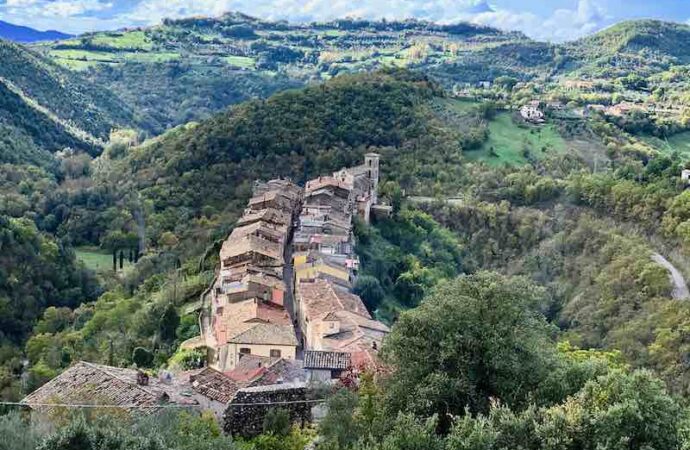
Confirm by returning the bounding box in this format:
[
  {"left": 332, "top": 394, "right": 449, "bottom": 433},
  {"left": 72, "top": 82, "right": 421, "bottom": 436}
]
[{"left": 137, "top": 370, "right": 149, "bottom": 386}]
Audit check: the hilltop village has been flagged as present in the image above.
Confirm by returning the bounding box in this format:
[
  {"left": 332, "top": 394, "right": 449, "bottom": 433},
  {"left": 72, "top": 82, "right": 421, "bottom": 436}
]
[
  {"left": 201, "top": 152, "right": 390, "bottom": 373},
  {"left": 22, "top": 154, "right": 392, "bottom": 436}
]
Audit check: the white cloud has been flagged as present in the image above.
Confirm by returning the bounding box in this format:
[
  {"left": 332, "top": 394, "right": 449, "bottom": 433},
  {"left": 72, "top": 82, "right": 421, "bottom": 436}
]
[
  {"left": 0, "top": 0, "right": 611, "bottom": 41},
  {"left": 120, "top": 0, "right": 610, "bottom": 42},
  {"left": 120, "top": 0, "right": 487, "bottom": 26},
  {"left": 470, "top": 0, "right": 609, "bottom": 42}
]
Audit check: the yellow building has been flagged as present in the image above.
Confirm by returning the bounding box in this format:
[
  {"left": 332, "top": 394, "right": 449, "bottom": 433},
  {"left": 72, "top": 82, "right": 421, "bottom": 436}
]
[{"left": 294, "top": 259, "right": 351, "bottom": 285}]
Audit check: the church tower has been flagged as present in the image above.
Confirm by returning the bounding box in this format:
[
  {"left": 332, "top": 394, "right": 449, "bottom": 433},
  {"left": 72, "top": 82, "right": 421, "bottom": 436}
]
[{"left": 364, "top": 153, "right": 380, "bottom": 204}]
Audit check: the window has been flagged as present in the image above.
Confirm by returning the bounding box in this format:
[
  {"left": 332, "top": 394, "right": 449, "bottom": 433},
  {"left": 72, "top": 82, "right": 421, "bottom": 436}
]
[
  {"left": 270, "top": 349, "right": 282, "bottom": 358},
  {"left": 239, "top": 348, "right": 251, "bottom": 355}
]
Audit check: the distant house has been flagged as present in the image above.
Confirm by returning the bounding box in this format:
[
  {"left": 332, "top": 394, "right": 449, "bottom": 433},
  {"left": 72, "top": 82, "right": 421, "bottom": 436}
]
[
  {"left": 304, "top": 350, "right": 351, "bottom": 382},
  {"left": 681, "top": 169, "right": 690, "bottom": 185},
  {"left": 520, "top": 101, "right": 545, "bottom": 124},
  {"left": 21, "top": 362, "right": 199, "bottom": 423}
]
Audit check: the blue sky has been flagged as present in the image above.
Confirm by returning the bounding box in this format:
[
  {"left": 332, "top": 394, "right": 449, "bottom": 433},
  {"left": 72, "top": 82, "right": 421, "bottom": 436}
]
[{"left": 0, "top": 0, "right": 688, "bottom": 41}]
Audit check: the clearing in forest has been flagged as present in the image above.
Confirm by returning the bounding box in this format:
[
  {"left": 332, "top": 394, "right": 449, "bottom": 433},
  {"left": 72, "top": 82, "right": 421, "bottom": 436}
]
[{"left": 466, "top": 112, "right": 567, "bottom": 166}]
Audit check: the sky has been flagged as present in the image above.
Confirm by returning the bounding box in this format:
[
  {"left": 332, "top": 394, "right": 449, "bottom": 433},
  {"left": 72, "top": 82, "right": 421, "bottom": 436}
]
[{"left": 0, "top": 0, "right": 688, "bottom": 42}]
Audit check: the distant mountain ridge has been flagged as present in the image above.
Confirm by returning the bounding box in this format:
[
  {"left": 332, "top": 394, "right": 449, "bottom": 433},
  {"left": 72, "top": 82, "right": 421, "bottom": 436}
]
[{"left": 0, "top": 20, "right": 72, "bottom": 42}]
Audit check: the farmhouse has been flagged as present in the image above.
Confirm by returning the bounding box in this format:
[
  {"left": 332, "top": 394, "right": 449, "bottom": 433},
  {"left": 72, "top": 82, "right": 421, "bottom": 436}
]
[{"left": 520, "top": 100, "right": 545, "bottom": 124}]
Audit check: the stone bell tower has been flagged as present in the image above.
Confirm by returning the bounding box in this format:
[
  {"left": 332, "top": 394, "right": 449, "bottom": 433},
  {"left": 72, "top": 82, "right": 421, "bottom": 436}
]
[{"left": 364, "top": 153, "right": 380, "bottom": 204}]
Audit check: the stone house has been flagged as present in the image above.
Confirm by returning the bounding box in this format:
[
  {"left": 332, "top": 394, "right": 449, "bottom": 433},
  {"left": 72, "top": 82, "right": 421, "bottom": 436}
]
[
  {"left": 294, "top": 278, "right": 389, "bottom": 365},
  {"left": 520, "top": 101, "right": 545, "bottom": 124},
  {"left": 304, "top": 351, "right": 351, "bottom": 382},
  {"left": 21, "top": 362, "right": 199, "bottom": 424}
]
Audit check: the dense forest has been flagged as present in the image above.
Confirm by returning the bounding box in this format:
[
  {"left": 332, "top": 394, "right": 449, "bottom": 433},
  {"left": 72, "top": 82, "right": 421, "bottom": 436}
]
[{"left": 5, "top": 12, "right": 690, "bottom": 450}]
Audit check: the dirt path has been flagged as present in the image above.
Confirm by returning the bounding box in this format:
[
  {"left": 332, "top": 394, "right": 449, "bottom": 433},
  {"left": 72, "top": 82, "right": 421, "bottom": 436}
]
[{"left": 652, "top": 253, "right": 690, "bottom": 300}]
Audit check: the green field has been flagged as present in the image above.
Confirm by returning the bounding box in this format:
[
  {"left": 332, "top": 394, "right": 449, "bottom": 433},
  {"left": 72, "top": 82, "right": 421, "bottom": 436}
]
[
  {"left": 643, "top": 132, "right": 690, "bottom": 157},
  {"left": 75, "top": 247, "right": 133, "bottom": 273},
  {"left": 90, "top": 31, "right": 153, "bottom": 50},
  {"left": 223, "top": 55, "right": 255, "bottom": 69},
  {"left": 49, "top": 49, "right": 180, "bottom": 68},
  {"left": 465, "top": 112, "right": 567, "bottom": 166}
]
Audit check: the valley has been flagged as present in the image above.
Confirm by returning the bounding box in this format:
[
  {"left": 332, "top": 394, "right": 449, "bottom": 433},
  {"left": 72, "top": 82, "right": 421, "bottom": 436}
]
[{"left": 3, "top": 9, "right": 690, "bottom": 450}]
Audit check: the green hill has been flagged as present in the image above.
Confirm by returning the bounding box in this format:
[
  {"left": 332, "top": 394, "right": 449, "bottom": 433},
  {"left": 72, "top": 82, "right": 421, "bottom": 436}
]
[
  {"left": 31, "top": 14, "right": 538, "bottom": 131},
  {"left": 576, "top": 20, "right": 690, "bottom": 61},
  {"left": 0, "top": 40, "right": 139, "bottom": 166},
  {"left": 565, "top": 20, "right": 690, "bottom": 77},
  {"left": 93, "top": 69, "right": 462, "bottom": 249}
]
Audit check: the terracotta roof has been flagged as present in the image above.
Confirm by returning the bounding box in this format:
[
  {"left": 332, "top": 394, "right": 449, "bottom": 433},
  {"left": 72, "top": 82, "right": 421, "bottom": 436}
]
[
  {"left": 237, "top": 208, "right": 291, "bottom": 227},
  {"left": 22, "top": 362, "right": 197, "bottom": 414},
  {"left": 253, "top": 180, "right": 301, "bottom": 200},
  {"left": 247, "top": 191, "right": 297, "bottom": 212},
  {"left": 230, "top": 222, "right": 286, "bottom": 243},
  {"left": 189, "top": 368, "right": 241, "bottom": 404},
  {"left": 304, "top": 351, "right": 351, "bottom": 370},
  {"left": 298, "top": 278, "right": 371, "bottom": 320},
  {"left": 225, "top": 355, "right": 273, "bottom": 383},
  {"left": 220, "top": 265, "right": 283, "bottom": 283},
  {"left": 228, "top": 323, "right": 298, "bottom": 346},
  {"left": 221, "top": 272, "right": 287, "bottom": 295},
  {"left": 225, "top": 357, "right": 307, "bottom": 386},
  {"left": 248, "top": 359, "right": 307, "bottom": 386},
  {"left": 214, "top": 298, "right": 291, "bottom": 344},
  {"left": 305, "top": 176, "right": 352, "bottom": 194},
  {"left": 220, "top": 235, "right": 284, "bottom": 264}
]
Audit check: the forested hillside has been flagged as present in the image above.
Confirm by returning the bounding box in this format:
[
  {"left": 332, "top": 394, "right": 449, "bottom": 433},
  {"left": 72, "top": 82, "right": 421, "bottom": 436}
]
[
  {"left": 31, "top": 14, "right": 541, "bottom": 130},
  {"left": 0, "top": 40, "right": 139, "bottom": 168},
  {"left": 7, "top": 12, "right": 690, "bottom": 450}
]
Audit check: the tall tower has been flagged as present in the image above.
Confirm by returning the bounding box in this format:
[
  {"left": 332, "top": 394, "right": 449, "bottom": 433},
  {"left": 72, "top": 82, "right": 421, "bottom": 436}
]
[{"left": 364, "top": 153, "right": 380, "bottom": 204}]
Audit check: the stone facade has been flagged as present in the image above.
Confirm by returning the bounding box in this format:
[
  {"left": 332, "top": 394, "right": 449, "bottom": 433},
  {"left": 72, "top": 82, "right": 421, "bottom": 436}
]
[{"left": 224, "top": 383, "right": 311, "bottom": 437}]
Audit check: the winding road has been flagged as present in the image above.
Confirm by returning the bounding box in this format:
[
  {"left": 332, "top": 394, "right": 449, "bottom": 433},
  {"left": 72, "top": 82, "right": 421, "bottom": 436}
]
[{"left": 652, "top": 253, "right": 690, "bottom": 300}]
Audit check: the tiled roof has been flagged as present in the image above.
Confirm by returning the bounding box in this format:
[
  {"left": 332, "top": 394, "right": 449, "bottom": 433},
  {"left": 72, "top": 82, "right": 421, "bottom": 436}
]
[
  {"left": 214, "top": 298, "right": 291, "bottom": 345},
  {"left": 304, "top": 351, "right": 351, "bottom": 370},
  {"left": 298, "top": 278, "right": 371, "bottom": 320},
  {"left": 22, "top": 362, "right": 197, "bottom": 413},
  {"left": 305, "top": 176, "right": 352, "bottom": 194},
  {"left": 230, "top": 222, "right": 286, "bottom": 243},
  {"left": 247, "top": 191, "right": 297, "bottom": 212},
  {"left": 225, "top": 357, "right": 307, "bottom": 386},
  {"left": 249, "top": 359, "right": 307, "bottom": 386},
  {"left": 189, "top": 368, "right": 241, "bottom": 404},
  {"left": 225, "top": 355, "right": 273, "bottom": 382},
  {"left": 228, "top": 323, "right": 298, "bottom": 346},
  {"left": 237, "top": 208, "right": 291, "bottom": 227},
  {"left": 220, "top": 234, "right": 284, "bottom": 263}
]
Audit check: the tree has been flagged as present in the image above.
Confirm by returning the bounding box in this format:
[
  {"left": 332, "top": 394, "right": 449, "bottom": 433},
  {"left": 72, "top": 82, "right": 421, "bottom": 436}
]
[
  {"left": 0, "top": 412, "right": 37, "bottom": 450},
  {"left": 132, "top": 347, "right": 154, "bottom": 368},
  {"left": 381, "top": 272, "right": 556, "bottom": 432},
  {"left": 159, "top": 303, "right": 180, "bottom": 343},
  {"left": 159, "top": 231, "right": 179, "bottom": 249},
  {"left": 354, "top": 276, "right": 385, "bottom": 309},
  {"left": 263, "top": 408, "right": 291, "bottom": 437},
  {"left": 494, "top": 76, "right": 518, "bottom": 91},
  {"left": 446, "top": 369, "right": 684, "bottom": 450},
  {"left": 319, "top": 389, "right": 361, "bottom": 449},
  {"left": 562, "top": 369, "right": 682, "bottom": 449}
]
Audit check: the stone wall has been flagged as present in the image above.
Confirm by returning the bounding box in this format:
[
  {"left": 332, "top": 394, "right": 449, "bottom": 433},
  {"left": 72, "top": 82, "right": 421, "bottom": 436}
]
[{"left": 223, "top": 382, "right": 311, "bottom": 437}]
